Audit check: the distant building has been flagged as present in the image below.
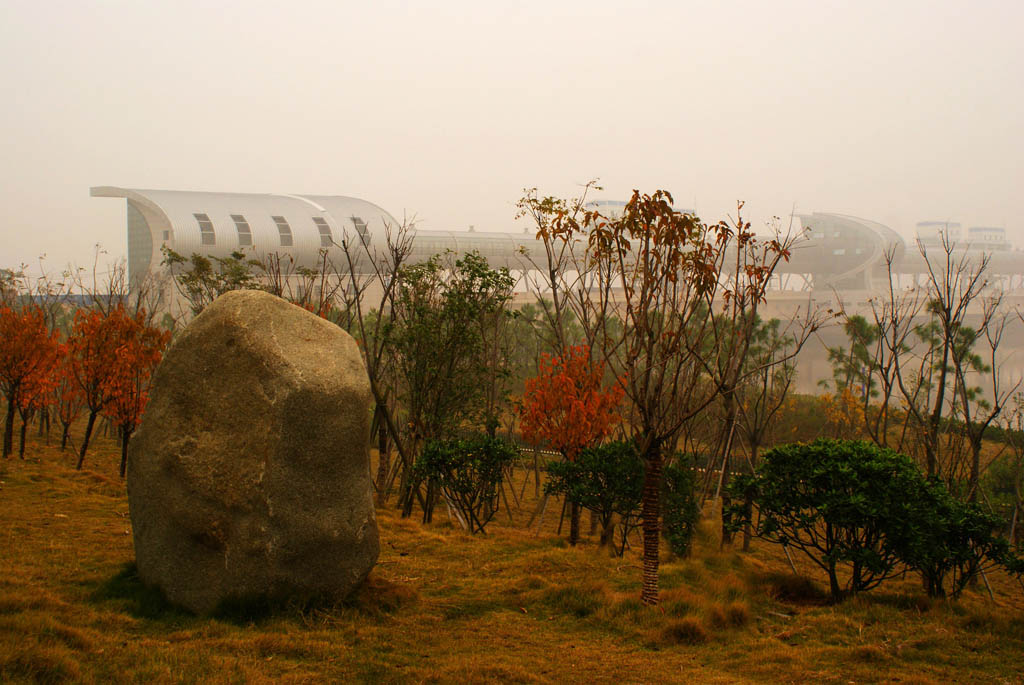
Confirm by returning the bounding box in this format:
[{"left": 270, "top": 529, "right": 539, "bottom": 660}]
[
  {"left": 91, "top": 187, "right": 404, "bottom": 285},
  {"left": 915, "top": 221, "right": 1011, "bottom": 253},
  {"left": 967, "top": 226, "right": 1009, "bottom": 251},
  {"left": 794, "top": 213, "right": 906, "bottom": 290},
  {"left": 93, "top": 187, "right": 1024, "bottom": 298},
  {"left": 915, "top": 221, "right": 962, "bottom": 251}
]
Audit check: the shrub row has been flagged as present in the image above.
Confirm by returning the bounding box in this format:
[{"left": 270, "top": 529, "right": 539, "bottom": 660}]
[{"left": 725, "top": 438, "right": 1024, "bottom": 601}]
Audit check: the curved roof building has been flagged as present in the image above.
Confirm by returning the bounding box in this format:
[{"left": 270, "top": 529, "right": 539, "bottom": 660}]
[
  {"left": 792, "top": 213, "right": 907, "bottom": 290},
  {"left": 91, "top": 187, "right": 407, "bottom": 282}
]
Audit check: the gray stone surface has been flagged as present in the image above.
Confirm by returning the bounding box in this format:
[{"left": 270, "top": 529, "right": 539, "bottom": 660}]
[{"left": 127, "top": 289, "right": 378, "bottom": 614}]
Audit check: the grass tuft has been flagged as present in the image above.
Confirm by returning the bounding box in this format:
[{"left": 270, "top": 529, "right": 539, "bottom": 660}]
[
  {"left": 541, "top": 584, "right": 608, "bottom": 618},
  {"left": 759, "top": 572, "right": 830, "bottom": 605},
  {"left": 441, "top": 598, "right": 505, "bottom": 620},
  {"left": 849, "top": 644, "right": 888, "bottom": 663},
  {"left": 0, "top": 644, "right": 82, "bottom": 684},
  {"left": 724, "top": 600, "right": 750, "bottom": 627},
  {"left": 659, "top": 618, "right": 709, "bottom": 646}
]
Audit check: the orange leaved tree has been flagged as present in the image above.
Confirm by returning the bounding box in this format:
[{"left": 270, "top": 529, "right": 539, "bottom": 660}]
[
  {"left": 67, "top": 304, "right": 168, "bottom": 470},
  {"left": 52, "top": 343, "right": 86, "bottom": 452},
  {"left": 103, "top": 319, "right": 170, "bottom": 477},
  {"left": 0, "top": 305, "right": 59, "bottom": 458},
  {"left": 15, "top": 345, "right": 58, "bottom": 458},
  {"left": 520, "top": 344, "right": 623, "bottom": 544}
]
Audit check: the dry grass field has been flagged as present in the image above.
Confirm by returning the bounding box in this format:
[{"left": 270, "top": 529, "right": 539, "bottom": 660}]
[{"left": 2, "top": 424, "right": 1024, "bottom": 684}]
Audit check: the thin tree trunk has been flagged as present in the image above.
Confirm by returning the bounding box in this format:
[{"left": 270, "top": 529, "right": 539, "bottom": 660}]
[
  {"left": 60, "top": 423, "right": 70, "bottom": 451},
  {"left": 969, "top": 441, "right": 982, "bottom": 503},
  {"left": 3, "top": 397, "right": 16, "bottom": 458},
  {"left": 527, "top": 492, "right": 549, "bottom": 528},
  {"left": 77, "top": 410, "right": 98, "bottom": 470},
  {"left": 569, "top": 502, "right": 580, "bottom": 546},
  {"left": 531, "top": 493, "right": 550, "bottom": 535},
  {"left": 533, "top": 447, "right": 541, "bottom": 497},
  {"left": 641, "top": 440, "right": 663, "bottom": 606},
  {"left": 18, "top": 412, "right": 29, "bottom": 458},
  {"left": 374, "top": 407, "right": 390, "bottom": 506},
  {"left": 828, "top": 562, "right": 842, "bottom": 602},
  {"left": 599, "top": 517, "right": 614, "bottom": 547},
  {"left": 719, "top": 405, "right": 739, "bottom": 546},
  {"left": 926, "top": 341, "right": 951, "bottom": 479},
  {"left": 119, "top": 426, "right": 132, "bottom": 478},
  {"left": 782, "top": 542, "right": 798, "bottom": 574},
  {"left": 742, "top": 442, "right": 759, "bottom": 552}
]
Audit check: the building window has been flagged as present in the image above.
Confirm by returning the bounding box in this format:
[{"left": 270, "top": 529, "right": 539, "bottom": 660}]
[
  {"left": 231, "top": 214, "right": 253, "bottom": 247},
  {"left": 272, "top": 216, "right": 293, "bottom": 247},
  {"left": 162, "top": 230, "right": 170, "bottom": 242},
  {"left": 312, "top": 217, "right": 333, "bottom": 247},
  {"left": 832, "top": 248, "right": 846, "bottom": 255},
  {"left": 351, "top": 216, "right": 369, "bottom": 246},
  {"left": 194, "top": 213, "right": 216, "bottom": 246}
]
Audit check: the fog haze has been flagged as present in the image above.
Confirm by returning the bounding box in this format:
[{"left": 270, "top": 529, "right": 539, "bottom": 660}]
[{"left": 1, "top": 0, "right": 1021, "bottom": 271}]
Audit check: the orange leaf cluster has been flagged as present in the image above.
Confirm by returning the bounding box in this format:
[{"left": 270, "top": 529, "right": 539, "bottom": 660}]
[
  {"left": 519, "top": 345, "right": 623, "bottom": 460},
  {"left": 0, "top": 305, "right": 60, "bottom": 456},
  {"left": 67, "top": 304, "right": 170, "bottom": 431},
  {"left": 821, "top": 388, "right": 866, "bottom": 440},
  {"left": 0, "top": 305, "right": 59, "bottom": 409}
]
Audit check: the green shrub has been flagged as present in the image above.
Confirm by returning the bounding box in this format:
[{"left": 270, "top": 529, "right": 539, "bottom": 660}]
[
  {"left": 662, "top": 458, "right": 700, "bottom": 557},
  {"left": 415, "top": 435, "right": 519, "bottom": 534},
  {"left": 725, "top": 439, "right": 927, "bottom": 601},
  {"left": 544, "top": 444, "right": 699, "bottom": 556},
  {"left": 891, "top": 478, "right": 1012, "bottom": 598},
  {"left": 545, "top": 441, "right": 643, "bottom": 550},
  {"left": 981, "top": 453, "right": 1022, "bottom": 541},
  {"left": 727, "top": 439, "right": 1024, "bottom": 601}
]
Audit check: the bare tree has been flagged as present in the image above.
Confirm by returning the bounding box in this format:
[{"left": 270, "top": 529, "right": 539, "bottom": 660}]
[
  {"left": 948, "top": 295, "right": 1017, "bottom": 501},
  {"left": 72, "top": 249, "right": 170, "bottom": 327},
  {"left": 996, "top": 394, "right": 1024, "bottom": 546},
  {"left": 338, "top": 219, "right": 421, "bottom": 512},
  {"left": 837, "top": 233, "right": 1018, "bottom": 498},
  {"left": 901, "top": 233, "right": 993, "bottom": 480}
]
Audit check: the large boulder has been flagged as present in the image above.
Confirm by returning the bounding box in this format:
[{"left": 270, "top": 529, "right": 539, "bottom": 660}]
[{"left": 127, "top": 289, "right": 379, "bottom": 614}]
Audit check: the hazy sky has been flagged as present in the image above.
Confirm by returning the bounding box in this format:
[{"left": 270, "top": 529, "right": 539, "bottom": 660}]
[{"left": 1, "top": 0, "right": 1021, "bottom": 273}]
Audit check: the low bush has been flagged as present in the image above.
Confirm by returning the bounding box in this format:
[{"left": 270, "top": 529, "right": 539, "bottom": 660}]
[
  {"left": 544, "top": 443, "right": 700, "bottom": 556},
  {"left": 415, "top": 435, "right": 519, "bottom": 534},
  {"left": 727, "top": 439, "right": 1024, "bottom": 601},
  {"left": 891, "top": 477, "right": 1012, "bottom": 598},
  {"left": 545, "top": 441, "right": 643, "bottom": 549},
  {"left": 663, "top": 458, "right": 700, "bottom": 557},
  {"left": 659, "top": 618, "right": 708, "bottom": 645}
]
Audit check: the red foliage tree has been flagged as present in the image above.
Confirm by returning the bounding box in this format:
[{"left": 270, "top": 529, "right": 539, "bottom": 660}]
[
  {"left": 51, "top": 343, "right": 86, "bottom": 452},
  {"left": 520, "top": 344, "right": 623, "bottom": 543},
  {"left": 102, "top": 320, "right": 170, "bottom": 477},
  {"left": 0, "top": 306, "right": 59, "bottom": 458},
  {"left": 15, "top": 346, "right": 58, "bottom": 458},
  {"left": 67, "top": 304, "right": 169, "bottom": 471}
]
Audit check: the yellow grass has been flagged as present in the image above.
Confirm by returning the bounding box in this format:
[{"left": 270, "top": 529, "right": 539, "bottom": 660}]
[{"left": 1, "top": 422, "right": 1023, "bottom": 683}]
